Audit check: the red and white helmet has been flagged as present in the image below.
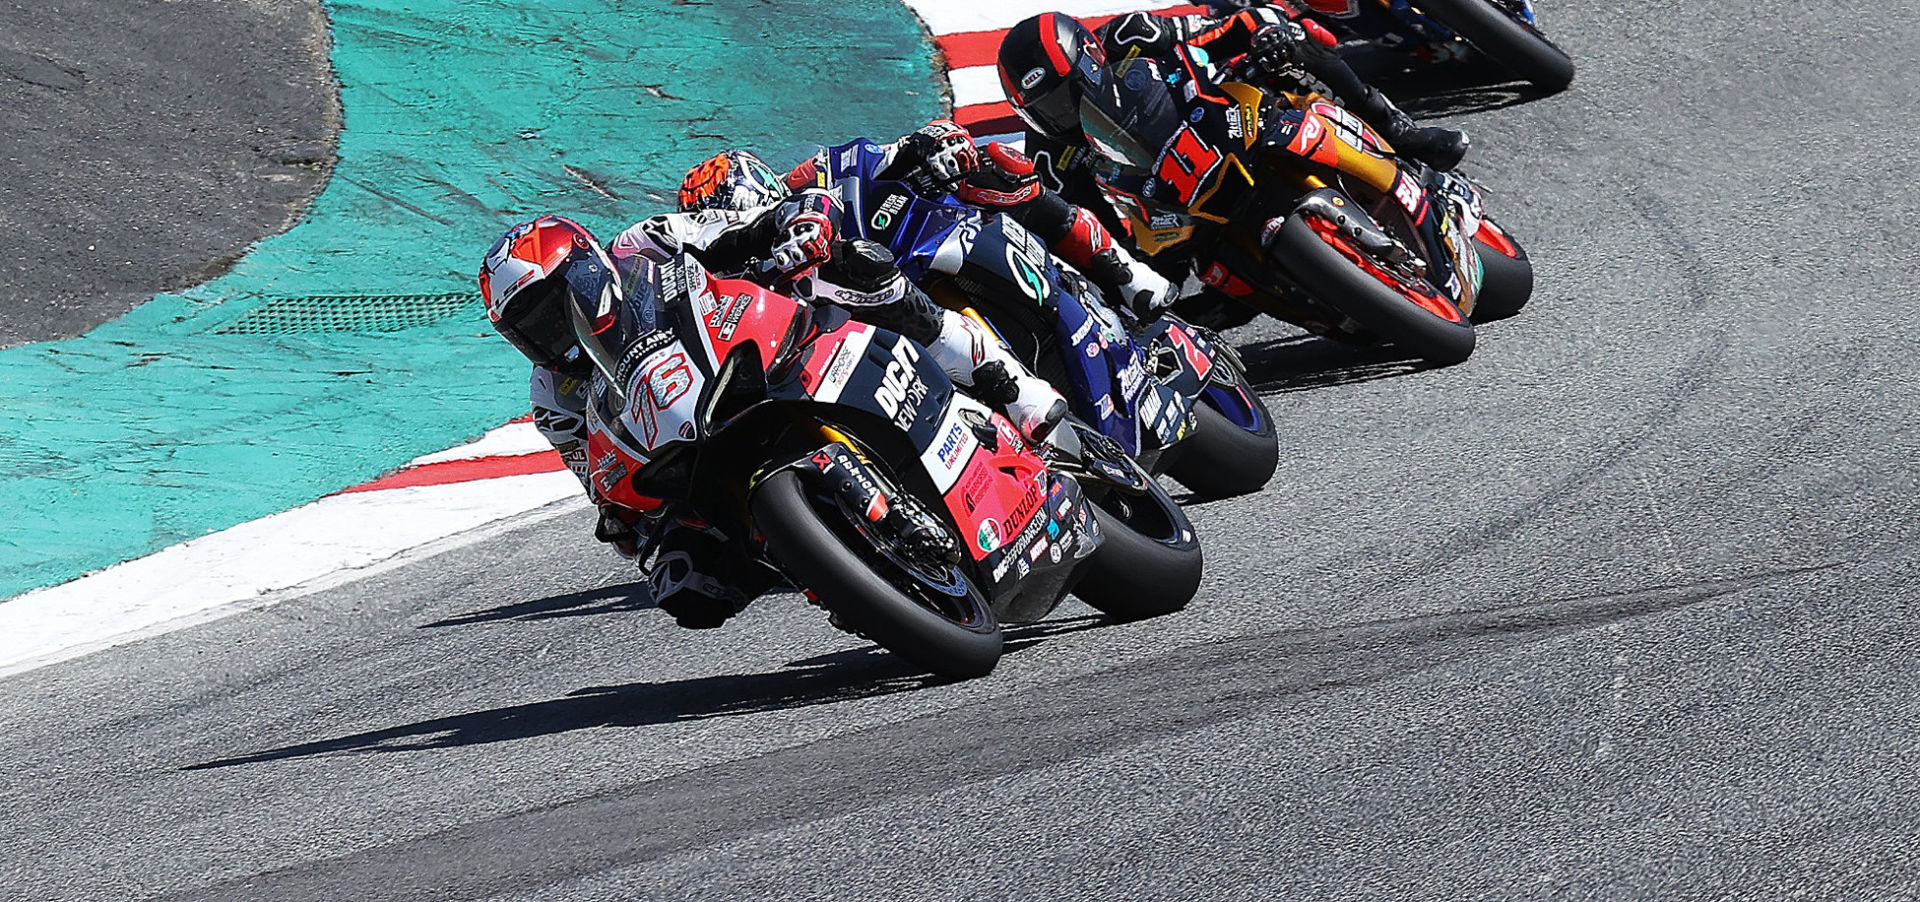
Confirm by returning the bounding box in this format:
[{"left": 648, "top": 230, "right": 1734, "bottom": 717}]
[{"left": 478, "top": 215, "right": 620, "bottom": 374}]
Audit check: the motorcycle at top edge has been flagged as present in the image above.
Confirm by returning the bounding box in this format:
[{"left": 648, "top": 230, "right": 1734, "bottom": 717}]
[
  {"left": 1207, "top": 0, "right": 1574, "bottom": 92},
  {"left": 584, "top": 252, "right": 1203, "bottom": 679},
  {"left": 814, "top": 138, "right": 1280, "bottom": 500},
  {"left": 1082, "top": 55, "right": 1535, "bottom": 366}
]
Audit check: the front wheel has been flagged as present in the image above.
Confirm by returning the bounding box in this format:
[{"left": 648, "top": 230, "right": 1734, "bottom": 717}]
[
  {"left": 1163, "top": 380, "right": 1279, "bottom": 500},
  {"left": 1272, "top": 214, "right": 1477, "bottom": 366},
  {"left": 751, "top": 470, "right": 1003, "bottom": 679},
  {"left": 1469, "top": 226, "right": 1534, "bottom": 323},
  {"left": 1072, "top": 477, "right": 1203, "bottom": 622},
  {"left": 1419, "top": 0, "right": 1575, "bottom": 92}
]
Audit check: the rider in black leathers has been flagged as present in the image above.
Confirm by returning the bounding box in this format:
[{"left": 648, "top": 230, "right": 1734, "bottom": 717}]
[{"left": 997, "top": 6, "right": 1469, "bottom": 331}]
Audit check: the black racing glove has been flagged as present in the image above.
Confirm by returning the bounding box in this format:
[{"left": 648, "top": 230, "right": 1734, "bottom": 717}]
[{"left": 1249, "top": 22, "right": 1308, "bottom": 77}]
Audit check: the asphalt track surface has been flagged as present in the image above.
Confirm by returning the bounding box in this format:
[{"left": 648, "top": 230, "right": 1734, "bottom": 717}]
[
  {"left": 0, "top": 0, "right": 336, "bottom": 347},
  {"left": 6, "top": 3, "right": 1920, "bottom": 900}
]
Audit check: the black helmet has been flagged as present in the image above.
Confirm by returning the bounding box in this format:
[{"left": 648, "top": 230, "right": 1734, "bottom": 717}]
[{"left": 996, "top": 13, "right": 1108, "bottom": 141}]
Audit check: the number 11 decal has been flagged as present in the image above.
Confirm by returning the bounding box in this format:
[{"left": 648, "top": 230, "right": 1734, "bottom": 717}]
[{"left": 1155, "top": 125, "right": 1223, "bottom": 205}]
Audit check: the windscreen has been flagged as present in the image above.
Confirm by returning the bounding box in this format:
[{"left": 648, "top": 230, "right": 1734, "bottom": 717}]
[{"left": 1077, "top": 57, "right": 1184, "bottom": 173}]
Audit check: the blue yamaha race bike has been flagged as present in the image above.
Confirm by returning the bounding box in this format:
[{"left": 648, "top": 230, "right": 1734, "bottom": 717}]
[
  {"left": 1209, "top": 0, "right": 1573, "bottom": 93},
  {"left": 816, "top": 140, "right": 1278, "bottom": 499}
]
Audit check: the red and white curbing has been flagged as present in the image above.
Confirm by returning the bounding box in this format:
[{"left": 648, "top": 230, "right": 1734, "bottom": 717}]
[
  {"left": 0, "top": 423, "right": 580, "bottom": 676},
  {"left": 0, "top": 0, "right": 1193, "bottom": 678},
  {"left": 912, "top": 0, "right": 1205, "bottom": 144}
]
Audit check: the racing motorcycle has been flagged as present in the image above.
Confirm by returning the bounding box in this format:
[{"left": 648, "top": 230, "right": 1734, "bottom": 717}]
[
  {"left": 1208, "top": 0, "right": 1574, "bottom": 92},
  {"left": 584, "top": 253, "right": 1203, "bottom": 679},
  {"left": 810, "top": 139, "right": 1279, "bottom": 499},
  {"left": 1082, "top": 55, "right": 1534, "bottom": 366}
]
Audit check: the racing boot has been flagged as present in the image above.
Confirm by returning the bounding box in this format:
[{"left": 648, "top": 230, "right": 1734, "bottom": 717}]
[
  {"left": 924, "top": 309, "right": 1067, "bottom": 444},
  {"left": 648, "top": 528, "right": 758, "bottom": 629},
  {"left": 1083, "top": 245, "right": 1179, "bottom": 322},
  {"left": 1353, "top": 85, "right": 1469, "bottom": 172}
]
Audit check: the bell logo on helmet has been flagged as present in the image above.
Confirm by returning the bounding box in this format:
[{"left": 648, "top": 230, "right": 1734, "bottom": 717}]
[{"left": 1021, "top": 67, "right": 1047, "bottom": 90}]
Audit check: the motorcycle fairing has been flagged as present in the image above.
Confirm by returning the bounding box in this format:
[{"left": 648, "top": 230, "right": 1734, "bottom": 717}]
[
  {"left": 955, "top": 214, "right": 1181, "bottom": 456},
  {"left": 835, "top": 171, "right": 1184, "bottom": 457}
]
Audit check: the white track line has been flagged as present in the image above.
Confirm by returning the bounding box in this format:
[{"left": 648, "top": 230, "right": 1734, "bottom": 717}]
[
  {"left": 409, "top": 420, "right": 549, "bottom": 466},
  {"left": 0, "top": 471, "right": 582, "bottom": 677}
]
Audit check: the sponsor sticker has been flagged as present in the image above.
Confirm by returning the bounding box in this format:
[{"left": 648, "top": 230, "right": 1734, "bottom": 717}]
[
  {"left": 978, "top": 518, "right": 1002, "bottom": 553},
  {"left": 870, "top": 192, "right": 907, "bottom": 231},
  {"left": 937, "top": 423, "right": 965, "bottom": 467},
  {"left": 1021, "top": 67, "right": 1047, "bottom": 90}
]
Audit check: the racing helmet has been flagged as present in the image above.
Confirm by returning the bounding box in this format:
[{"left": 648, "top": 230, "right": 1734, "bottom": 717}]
[
  {"left": 678, "top": 149, "right": 787, "bottom": 213},
  {"left": 996, "top": 13, "right": 1108, "bottom": 141},
  {"left": 478, "top": 215, "right": 620, "bottom": 376}
]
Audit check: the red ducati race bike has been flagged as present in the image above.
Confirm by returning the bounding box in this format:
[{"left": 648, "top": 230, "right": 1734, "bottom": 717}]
[
  {"left": 1086, "top": 56, "right": 1533, "bottom": 365},
  {"left": 586, "top": 254, "right": 1203, "bottom": 679}
]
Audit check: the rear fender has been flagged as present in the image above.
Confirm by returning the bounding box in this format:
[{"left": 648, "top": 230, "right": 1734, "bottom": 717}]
[{"left": 1474, "top": 217, "right": 1523, "bottom": 259}]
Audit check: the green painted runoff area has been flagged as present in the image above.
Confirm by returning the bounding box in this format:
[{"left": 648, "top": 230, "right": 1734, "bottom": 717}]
[{"left": 0, "top": 0, "right": 938, "bottom": 600}]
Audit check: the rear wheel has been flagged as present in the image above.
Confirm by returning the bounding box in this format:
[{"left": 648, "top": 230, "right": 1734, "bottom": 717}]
[
  {"left": 1273, "top": 214, "right": 1476, "bottom": 366},
  {"left": 1469, "top": 227, "right": 1534, "bottom": 323},
  {"left": 751, "top": 469, "right": 1002, "bottom": 679},
  {"left": 1164, "top": 379, "right": 1279, "bottom": 499},
  {"left": 1073, "top": 474, "right": 1203, "bottom": 622},
  {"left": 1419, "top": 0, "right": 1574, "bottom": 92}
]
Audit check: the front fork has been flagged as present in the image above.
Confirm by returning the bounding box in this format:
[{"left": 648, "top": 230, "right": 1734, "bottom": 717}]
[{"left": 782, "top": 428, "right": 961, "bottom": 566}]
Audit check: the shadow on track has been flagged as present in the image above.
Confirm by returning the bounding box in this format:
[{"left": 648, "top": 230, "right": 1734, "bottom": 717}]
[
  {"left": 183, "top": 615, "right": 1105, "bottom": 771},
  {"left": 421, "top": 580, "right": 654, "bottom": 627}
]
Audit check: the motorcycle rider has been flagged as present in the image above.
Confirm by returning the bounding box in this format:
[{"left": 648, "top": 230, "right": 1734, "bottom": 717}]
[
  {"left": 1001, "top": 6, "right": 1469, "bottom": 191},
  {"left": 481, "top": 201, "right": 1069, "bottom": 628},
  {"left": 618, "top": 149, "right": 1068, "bottom": 445},
  {"left": 480, "top": 215, "right": 765, "bottom": 629},
  {"left": 773, "top": 120, "right": 1178, "bottom": 321},
  {"left": 997, "top": 8, "right": 1467, "bottom": 332}
]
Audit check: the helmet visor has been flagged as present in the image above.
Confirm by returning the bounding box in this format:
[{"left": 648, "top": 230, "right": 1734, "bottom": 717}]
[
  {"left": 1078, "top": 58, "right": 1183, "bottom": 171},
  {"left": 1016, "top": 78, "right": 1083, "bottom": 138},
  {"left": 495, "top": 276, "right": 581, "bottom": 371}
]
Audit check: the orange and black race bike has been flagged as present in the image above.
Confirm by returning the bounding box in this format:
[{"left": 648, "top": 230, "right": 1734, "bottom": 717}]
[{"left": 1080, "top": 55, "right": 1533, "bottom": 366}]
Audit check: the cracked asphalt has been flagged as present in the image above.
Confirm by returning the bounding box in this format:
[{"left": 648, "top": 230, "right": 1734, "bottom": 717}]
[{"left": 4, "top": 1, "right": 1920, "bottom": 899}]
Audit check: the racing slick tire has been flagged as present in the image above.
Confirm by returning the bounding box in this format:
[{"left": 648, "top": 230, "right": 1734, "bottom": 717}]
[{"left": 752, "top": 469, "right": 1003, "bottom": 679}]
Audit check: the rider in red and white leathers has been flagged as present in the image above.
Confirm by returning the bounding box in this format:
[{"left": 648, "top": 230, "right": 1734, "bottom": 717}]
[{"left": 485, "top": 150, "right": 1084, "bottom": 628}]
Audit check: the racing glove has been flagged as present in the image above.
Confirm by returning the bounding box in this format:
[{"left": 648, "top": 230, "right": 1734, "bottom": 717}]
[
  {"left": 899, "top": 119, "right": 981, "bottom": 191},
  {"left": 768, "top": 191, "right": 841, "bottom": 275},
  {"left": 955, "top": 142, "right": 1045, "bottom": 208},
  {"left": 1249, "top": 21, "right": 1308, "bottom": 75}
]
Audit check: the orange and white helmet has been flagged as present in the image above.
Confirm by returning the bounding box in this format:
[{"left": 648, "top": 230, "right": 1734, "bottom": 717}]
[
  {"left": 478, "top": 215, "right": 619, "bottom": 374},
  {"left": 677, "top": 149, "right": 786, "bottom": 213}
]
